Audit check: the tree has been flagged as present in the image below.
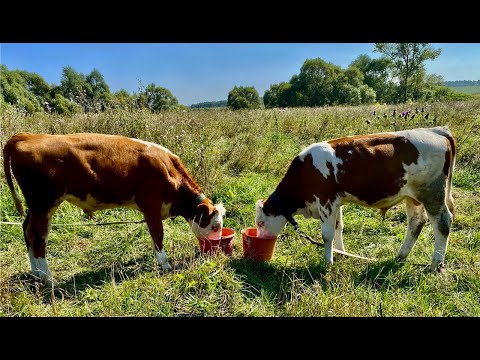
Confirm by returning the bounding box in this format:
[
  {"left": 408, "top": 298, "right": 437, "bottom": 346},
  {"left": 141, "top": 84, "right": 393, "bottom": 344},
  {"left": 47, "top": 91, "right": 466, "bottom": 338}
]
[
  {"left": 86, "top": 69, "right": 110, "bottom": 111},
  {"left": 374, "top": 43, "right": 442, "bottom": 103},
  {"left": 296, "top": 58, "right": 343, "bottom": 106},
  {"left": 344, "top": 66, "right": 364, "bottom": 87},
  {"left": 0, "top": 65, "right": 44, "bottom": 113},
  {"left": 111, "top": 89, "right": 134, "bottom": 110},
  {"left": 52, "top": 93, "right": 82, "bottom": 115},
  {"left": 263, "top": 82, "right": 292, "bottom": 108},
  {"left": 350, "top": 54, "right": 396, "bottom": 103},
  {"left": 227, "top": 86, "right": 261, "bottom": 110},
  {"left": 144, "top": 83, "right": 178, "bottom": 112},
  {"left": 60, "top": 66, "right": 90, "bottom": 111},
  {"left": 20, "top": 70, "right": 52, "bottom": 106}
]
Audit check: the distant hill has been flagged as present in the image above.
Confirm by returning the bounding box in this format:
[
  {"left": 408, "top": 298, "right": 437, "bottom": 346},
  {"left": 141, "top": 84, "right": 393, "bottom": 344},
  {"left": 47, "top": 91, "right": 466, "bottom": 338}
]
[
  {"left": 444, "top": 80, "right": 480, "bottom": 87},
  {"left": 190, "top": 100, "right": 227, "bottom": 108}
]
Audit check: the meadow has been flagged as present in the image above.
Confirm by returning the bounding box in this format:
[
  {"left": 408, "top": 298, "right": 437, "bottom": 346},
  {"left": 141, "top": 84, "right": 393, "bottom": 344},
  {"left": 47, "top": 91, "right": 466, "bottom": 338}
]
[
  {"left": 1, "top": 100, "right": 479, "bottom": 316},
  {"left": 448, "top": 86, "right": 480, "bottom": 95}
]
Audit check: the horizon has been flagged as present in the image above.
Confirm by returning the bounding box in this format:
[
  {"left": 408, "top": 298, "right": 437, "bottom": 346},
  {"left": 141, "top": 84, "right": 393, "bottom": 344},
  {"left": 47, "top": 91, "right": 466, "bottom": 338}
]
[{"left": 1, "top": 43, "right": 480, "bottom": 106}]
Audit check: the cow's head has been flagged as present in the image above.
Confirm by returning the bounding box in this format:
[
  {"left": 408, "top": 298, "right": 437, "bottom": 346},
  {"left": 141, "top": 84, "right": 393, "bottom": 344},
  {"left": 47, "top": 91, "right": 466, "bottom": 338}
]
[
  {"left": 255, "top": 199, "right": 287, "bottom": 238},
  {"left": 190, "top": 199, "right": 226, "bottom": 240}
]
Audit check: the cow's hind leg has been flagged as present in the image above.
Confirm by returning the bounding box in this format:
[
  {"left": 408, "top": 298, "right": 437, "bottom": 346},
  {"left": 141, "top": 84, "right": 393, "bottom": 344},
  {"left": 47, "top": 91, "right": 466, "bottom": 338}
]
[
  {"left": 143, "top": 209, "right": 171, "bottom": 271},
  {"left": 25, "top": 211, "right": 55, "bottom": 286},
  {"left": 397, "top": 197, "right": 428, "bottom": 260},
  {"left": 425, "top": 204, "right": 453, "bottom": 272},
  {"left": 418, "top": 179, "right": 453, "bottom": 272}
]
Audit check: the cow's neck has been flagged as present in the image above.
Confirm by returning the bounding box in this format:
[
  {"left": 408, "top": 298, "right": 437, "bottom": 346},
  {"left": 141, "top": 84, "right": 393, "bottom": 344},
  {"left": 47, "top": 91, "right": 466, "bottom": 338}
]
[
  {"left": 264, "top": 156, "right": 305, "bottom": 217},
  {"left": 264, "top": 186, "right": 303, "bottom": 219},
  {"left": 170, "top": 184, "right": 204, "bottom": 221}
]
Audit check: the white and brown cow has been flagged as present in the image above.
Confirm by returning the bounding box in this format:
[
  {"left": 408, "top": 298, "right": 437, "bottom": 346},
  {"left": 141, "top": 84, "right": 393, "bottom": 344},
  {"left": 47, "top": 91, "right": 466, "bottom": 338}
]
[
  {"left": 256, "top": 126, "right": 456, "bottom": 272},
  {"left": 3, "top": 132, "right": 226, "bottom": 286}
]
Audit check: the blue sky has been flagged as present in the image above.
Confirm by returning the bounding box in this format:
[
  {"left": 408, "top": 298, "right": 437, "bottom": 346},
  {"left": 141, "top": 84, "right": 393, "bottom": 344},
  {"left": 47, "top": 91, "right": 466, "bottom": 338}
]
[{"left": 1, "top": 43, "right": 479, "bottom": 106}]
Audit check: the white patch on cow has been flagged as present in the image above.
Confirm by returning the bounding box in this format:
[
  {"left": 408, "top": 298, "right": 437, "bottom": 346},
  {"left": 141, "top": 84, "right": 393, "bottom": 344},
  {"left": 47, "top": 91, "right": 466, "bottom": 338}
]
[
  {"left": 397, "top": 128, "right": 449, "bottom": 189},
  {"left": 155, "top": 248, "right": 172, "bottom": 271},
  {"left": 215, "top": 203, "right": 226, "bottom": 218},
  {"left": 189, "top": 203, "right": 225, "bottom": 240},
  {"left": 131, "top": 138, "right": 174, "bottom": 155},
  {"left": 299, "top": 142, "right": 343, "bottom": 180},
  {"left": 255, "top": 200, "right": 287, "bottom": 238},
  {"left": 64, "top": 194, "right": 140, "bottom": 214},
  {"left": 28, "top": 247, "right": 38, "bottom": 276},
  {"left": 300, "top": 195, "right": 341, "bottom": 222},
  {"left": 296, "top": 201, "right": 320, "bottom": 219},
  {"left": 28, "top": 248, "right": 53, "bottom": 284},
  {"left": 347, "top": 150, "right": 353, "bottom": 155}
]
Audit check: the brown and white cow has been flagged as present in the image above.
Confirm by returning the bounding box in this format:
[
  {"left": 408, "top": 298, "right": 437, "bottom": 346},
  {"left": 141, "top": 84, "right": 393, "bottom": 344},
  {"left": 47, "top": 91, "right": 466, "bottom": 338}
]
[
  {"left": 256, "top": 126, "right": 456, "bottom": 272},
  {"left": 3, "top": 132, "right": 226, "bottom": 285}
]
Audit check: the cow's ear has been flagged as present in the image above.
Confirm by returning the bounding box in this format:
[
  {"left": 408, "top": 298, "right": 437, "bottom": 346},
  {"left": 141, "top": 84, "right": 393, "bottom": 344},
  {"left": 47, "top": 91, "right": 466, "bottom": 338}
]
[
  {"left": 256, "top": 199, "right": 264, "bottom": 209},
  {"left": 196, "top": 203, "right": 210, "bottom": 218}
]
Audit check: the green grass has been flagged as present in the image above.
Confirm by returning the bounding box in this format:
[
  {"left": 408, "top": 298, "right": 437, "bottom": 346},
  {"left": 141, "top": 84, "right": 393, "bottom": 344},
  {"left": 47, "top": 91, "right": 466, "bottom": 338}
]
[
  {"left": 1, "top": 100, "right": 480, "bottom": 316},
  {"left": 448, "top": 86, "right": 480, "bottom": 94}
]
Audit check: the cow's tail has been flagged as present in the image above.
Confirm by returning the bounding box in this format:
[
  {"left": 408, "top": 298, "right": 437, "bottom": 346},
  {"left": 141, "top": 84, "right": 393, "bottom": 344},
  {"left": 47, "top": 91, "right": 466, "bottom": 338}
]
[
  {"left": 2, "top": 133, "right": 27, "bottom": 215},
  {"left": 431, "top": 126, "right": 456, "bottom": 216}
]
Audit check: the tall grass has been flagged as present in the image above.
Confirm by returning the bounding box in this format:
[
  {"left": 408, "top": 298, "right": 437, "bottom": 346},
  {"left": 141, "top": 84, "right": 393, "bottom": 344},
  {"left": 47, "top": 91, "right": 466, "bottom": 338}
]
[{"left": 1, "top": 100, "right": 479, "bottom": 316}]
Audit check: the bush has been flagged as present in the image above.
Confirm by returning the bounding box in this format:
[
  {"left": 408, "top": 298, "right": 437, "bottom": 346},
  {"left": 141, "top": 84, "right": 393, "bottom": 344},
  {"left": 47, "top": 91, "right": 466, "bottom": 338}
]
[{"left": 227, "top": 86, "right": 261, "bottom": 110}]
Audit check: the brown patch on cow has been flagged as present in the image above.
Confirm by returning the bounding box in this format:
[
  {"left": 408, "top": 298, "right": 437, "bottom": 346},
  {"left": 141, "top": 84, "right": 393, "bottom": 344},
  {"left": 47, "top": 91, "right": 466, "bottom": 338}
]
[
  {"left": 4, "top": 132, "right": 214, "bottom": 223},
  {"left": 194, "top": 200, "right": 218, "bottom": 228},
  {"left": 443, "top": 134, "right": 456, "bottom": 164},
  {"left": 442, "top": 134, "right": 456, "bottom": 177},
  {"left": 329, "top": 134, "right": 420, "bottom": 205},
  {"left": 443, "top": 149, "right": 451, "bottom": 176},
  {"left": 263, "top": 133, "right": 420, "bottom": 217}
]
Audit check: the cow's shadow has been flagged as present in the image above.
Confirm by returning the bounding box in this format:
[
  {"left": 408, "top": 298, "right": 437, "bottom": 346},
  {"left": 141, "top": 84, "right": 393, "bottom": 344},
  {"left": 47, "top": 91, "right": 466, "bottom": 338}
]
[
  {"left": 227, "top": 258, "right": 332, "bottom": 303},
  {"left": 7, "top": 250, "right": 205, "bottom": 303},
  {"left": 354, "top": 258, "right": 430, "bottom": 289},
  {"left": 228, "top": 255, "right": 429, "bottom": 302}
]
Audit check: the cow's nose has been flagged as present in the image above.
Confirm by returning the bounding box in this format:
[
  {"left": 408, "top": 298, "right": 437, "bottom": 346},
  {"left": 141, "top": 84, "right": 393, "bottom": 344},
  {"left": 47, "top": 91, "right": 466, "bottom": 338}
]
[{"left": 211, "top": 224, "right": 220, "bottom": 232}]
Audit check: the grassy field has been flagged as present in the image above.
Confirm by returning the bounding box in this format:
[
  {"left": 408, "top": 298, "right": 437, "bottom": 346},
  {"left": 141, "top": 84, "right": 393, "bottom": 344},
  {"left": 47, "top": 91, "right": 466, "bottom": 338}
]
[
  {"left": 1, "top": 100, "right": 479, "bottom": 317},
  {"left": 448, "top": 86, "right": 480, "bottom": 94}
]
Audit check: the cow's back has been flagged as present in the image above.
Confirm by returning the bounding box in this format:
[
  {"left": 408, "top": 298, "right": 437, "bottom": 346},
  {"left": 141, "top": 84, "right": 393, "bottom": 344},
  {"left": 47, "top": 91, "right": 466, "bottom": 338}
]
[
  {"left": 8, "top": 133, "right": 178, "bottom": 211},
  {"left": 296, "top": 127, "right": 454, "bottom": 209}
]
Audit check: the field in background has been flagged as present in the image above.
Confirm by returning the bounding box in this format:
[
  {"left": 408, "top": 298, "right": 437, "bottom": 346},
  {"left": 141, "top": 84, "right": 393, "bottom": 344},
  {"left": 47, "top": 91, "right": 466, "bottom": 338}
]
[
  {"left": 1, "top": 100, "right": 479, "bottom": 316},
  {"left": 448, "top": 86, "right": 480, "bottom": 94}
]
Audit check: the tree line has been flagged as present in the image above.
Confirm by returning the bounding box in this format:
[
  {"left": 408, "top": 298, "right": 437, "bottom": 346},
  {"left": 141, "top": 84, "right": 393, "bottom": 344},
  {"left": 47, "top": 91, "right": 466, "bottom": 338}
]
[
  {"left": 227, "top": 43, "right": 469, "bottom": 110},
  {"left": 190, "top": 100, "right": 228, "bottom": 108},
  {"left": 1, "top": 43, "right": 472, "bottom": 114},
  {"left": 0, "top": 65, "right": 182, "bottom": 115},
  {"left": 444, "top": 80, "right": 480, "bottom": 87}
]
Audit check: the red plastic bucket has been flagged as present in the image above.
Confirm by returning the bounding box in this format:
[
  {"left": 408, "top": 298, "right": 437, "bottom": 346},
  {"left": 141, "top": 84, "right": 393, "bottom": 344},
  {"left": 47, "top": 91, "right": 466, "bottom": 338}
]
[
  {"left": 198, "top": 227, "right": 235, "bottom": 255},
  {"left": 241, "top": 227, "right": 277, "bottom": 261}
]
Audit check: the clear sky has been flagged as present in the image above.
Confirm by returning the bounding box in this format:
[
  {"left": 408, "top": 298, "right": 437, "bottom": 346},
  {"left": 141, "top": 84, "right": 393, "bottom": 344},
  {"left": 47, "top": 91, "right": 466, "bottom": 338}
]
[{"left": 1, "top": 43, "right": 479, "bottom": 106}]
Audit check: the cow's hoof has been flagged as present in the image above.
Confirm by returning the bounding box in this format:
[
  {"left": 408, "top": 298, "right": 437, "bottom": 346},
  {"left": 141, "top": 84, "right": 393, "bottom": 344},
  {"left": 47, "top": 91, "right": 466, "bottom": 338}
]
[
  {"left": 431, "top": 262, "right": 445, "bottom": 273},
  {"left": 161, "top": 262, "right": 172, "bottom": 272},
  {"left": 43, "top": 277, "right": 58, "bottom": 288}
]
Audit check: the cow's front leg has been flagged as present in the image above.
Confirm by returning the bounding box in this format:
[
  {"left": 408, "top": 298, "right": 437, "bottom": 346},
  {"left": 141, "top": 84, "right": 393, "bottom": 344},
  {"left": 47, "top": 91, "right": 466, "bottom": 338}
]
[
  {"left": 322, "top": 212, "right": 337, "bottom": 266},
  {"left": 25, "top": 211, "right": 55, "bottom": 286},
  {"left": 144, "top": 211, "right": 172, "bottom": 271}
]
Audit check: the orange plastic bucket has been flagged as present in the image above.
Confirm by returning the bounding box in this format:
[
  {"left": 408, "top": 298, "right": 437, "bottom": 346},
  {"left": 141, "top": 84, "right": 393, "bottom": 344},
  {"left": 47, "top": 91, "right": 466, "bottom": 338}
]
[
  {"left": 198, "top": 227, "right": 235, "bottom": 255},
  {"left": 241, "top": 227, "right": 277, "bottom": 261}
]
